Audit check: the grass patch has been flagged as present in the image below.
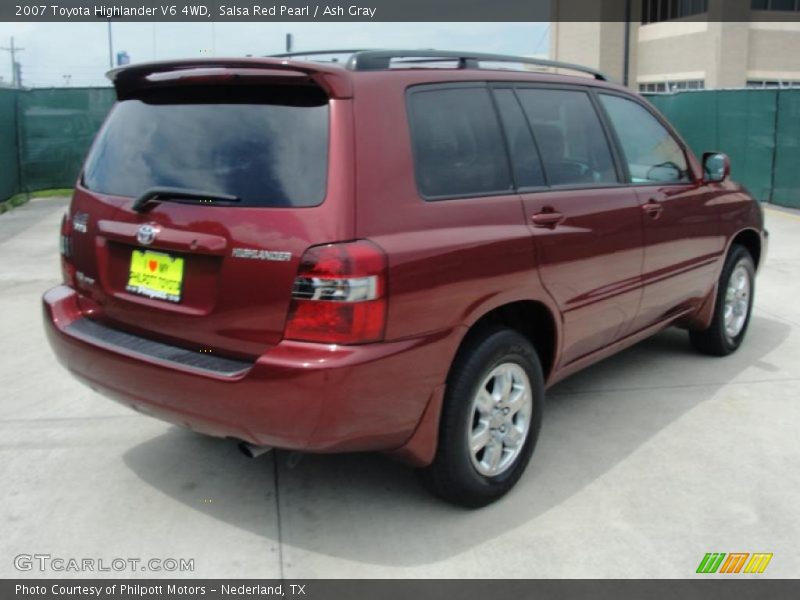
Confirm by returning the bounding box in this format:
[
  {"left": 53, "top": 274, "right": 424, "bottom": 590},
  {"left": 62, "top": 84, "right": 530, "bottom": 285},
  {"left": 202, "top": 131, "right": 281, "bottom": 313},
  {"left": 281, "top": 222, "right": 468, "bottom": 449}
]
[{"left": 0, "top": 188, "right": 73, "bottom": 215}]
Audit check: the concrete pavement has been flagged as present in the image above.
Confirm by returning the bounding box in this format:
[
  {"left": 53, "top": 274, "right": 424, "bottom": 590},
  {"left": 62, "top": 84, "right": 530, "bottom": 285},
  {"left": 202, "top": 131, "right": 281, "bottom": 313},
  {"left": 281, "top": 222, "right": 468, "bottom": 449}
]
[{"left": 1, "top": 198, "right": 798, "bottom": 578}]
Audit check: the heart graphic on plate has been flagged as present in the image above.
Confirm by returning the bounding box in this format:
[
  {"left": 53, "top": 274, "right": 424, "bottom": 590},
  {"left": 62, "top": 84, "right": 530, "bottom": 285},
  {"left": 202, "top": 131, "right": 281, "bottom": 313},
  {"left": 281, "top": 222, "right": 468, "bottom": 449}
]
[{"left": 148, "top": 260, "right": 157, "bottom": 272}]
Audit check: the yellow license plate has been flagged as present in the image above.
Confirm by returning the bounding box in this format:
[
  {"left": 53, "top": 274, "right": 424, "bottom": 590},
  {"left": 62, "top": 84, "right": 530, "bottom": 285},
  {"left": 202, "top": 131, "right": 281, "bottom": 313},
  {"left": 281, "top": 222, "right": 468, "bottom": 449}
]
[{"left": 126, "top": 249, "right": 184, "bottom": 303}]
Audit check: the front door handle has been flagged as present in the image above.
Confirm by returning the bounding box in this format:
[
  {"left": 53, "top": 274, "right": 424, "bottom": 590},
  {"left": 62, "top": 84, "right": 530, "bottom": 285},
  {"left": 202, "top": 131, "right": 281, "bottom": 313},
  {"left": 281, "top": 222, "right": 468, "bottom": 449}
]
[
  {"left": 531, "top": 211, "right": 565, "bottom": 228},
  {"left": 642, "top": 200, "right": 664, "bottom": 219}
]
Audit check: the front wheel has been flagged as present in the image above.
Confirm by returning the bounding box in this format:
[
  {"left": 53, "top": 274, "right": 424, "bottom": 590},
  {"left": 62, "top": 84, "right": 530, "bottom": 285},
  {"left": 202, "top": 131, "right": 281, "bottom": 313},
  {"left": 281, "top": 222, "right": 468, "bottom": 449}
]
[
  {"left": 690, "top": 244, "right": 755, "bottom": 356},
  {"left": 418, "top": 327, "right": 544, "bottom": 508}
]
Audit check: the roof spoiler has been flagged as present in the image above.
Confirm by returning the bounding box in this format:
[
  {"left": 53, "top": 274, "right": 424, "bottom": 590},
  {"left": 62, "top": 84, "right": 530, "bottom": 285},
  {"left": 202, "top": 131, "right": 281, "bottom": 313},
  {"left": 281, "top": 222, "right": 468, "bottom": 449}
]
[{"left": 107, "top": 58, "right": 353, "bottom": 99}]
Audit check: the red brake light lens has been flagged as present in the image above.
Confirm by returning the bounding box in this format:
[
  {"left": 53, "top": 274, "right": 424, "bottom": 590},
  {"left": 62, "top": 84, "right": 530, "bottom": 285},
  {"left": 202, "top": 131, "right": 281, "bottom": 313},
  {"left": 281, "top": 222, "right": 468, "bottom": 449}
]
[
  {"left": 59, "top": 212, "right": 72, "bottom": 257},
  {"left": 60, "top": 213, "right": 76, "bottom": 287},
  {"left": 284, "top": 240, "right": 388, "bottom": 344}
]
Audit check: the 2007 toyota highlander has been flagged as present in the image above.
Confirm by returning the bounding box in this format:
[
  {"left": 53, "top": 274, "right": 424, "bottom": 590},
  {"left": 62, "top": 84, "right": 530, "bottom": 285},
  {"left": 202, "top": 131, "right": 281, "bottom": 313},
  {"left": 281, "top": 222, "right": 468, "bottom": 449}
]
[{"left": 43, "top": 50, "right": 768, "bottom": 507}]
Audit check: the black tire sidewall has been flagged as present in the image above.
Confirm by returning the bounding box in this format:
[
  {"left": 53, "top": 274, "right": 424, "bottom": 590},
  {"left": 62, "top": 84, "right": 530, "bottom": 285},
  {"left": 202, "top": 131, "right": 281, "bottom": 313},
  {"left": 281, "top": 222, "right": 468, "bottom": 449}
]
[
  {"left": 715, "top": 246, "right": 756, "bottom": 353},
  {"left": 435, "top": 328, "right": 544, "bottom": 504}
]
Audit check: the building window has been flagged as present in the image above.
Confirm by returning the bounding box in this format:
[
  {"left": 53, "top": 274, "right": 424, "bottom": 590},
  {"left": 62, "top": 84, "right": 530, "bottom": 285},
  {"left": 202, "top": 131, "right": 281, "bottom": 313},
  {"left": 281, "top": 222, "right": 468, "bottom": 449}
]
[
  {"left": 641, "top": 0, "right": 709, "bottom": 24},
  {"left": 747, "top": 80, "right": 800, "bottom": 88},
  {"left": 751, "top": 0, "right": 800, "bottom": 11},
  {"left": 639, "top": 80, "right": 705, "bottom": 93},
  {"left": 640, "top": 83, "right": 667, "bottom": 93}
]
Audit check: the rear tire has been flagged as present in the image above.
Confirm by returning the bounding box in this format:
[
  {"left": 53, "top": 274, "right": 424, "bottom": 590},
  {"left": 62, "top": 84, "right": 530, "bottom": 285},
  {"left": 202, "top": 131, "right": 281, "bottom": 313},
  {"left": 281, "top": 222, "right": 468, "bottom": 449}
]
[
  {"left": 690, "top": 244, "right": 755, "bottom": 356},
  {"left": 418, "top": 327, "right": 544, "bottom": 508}
]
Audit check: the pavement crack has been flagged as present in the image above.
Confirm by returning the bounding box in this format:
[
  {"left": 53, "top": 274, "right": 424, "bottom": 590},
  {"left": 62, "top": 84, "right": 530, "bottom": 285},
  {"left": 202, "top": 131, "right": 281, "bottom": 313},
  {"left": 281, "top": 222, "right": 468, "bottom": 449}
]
[{"left": 272, "top": 449, "right": 285, "bottom": 580}]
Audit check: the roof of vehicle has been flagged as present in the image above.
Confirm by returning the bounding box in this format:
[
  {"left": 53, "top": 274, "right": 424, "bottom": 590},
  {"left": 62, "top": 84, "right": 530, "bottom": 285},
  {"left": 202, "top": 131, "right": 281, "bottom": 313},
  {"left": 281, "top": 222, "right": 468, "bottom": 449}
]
[{"left": 107, "top": 50, "right": 631, "bottom": 100}]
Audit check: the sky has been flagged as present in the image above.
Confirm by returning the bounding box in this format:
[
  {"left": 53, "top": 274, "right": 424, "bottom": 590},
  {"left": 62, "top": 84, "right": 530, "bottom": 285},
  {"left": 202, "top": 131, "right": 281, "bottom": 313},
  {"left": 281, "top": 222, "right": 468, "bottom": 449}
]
[{"left": 0, "top": 22, "right": 549, "bottom": 88}]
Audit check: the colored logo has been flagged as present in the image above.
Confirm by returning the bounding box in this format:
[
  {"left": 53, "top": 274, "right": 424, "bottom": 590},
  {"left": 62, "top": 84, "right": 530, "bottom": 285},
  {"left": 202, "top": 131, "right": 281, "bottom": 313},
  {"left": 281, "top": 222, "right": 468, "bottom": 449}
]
[{"left": 697, "top": 553, "right": 773, "bottom": 574}]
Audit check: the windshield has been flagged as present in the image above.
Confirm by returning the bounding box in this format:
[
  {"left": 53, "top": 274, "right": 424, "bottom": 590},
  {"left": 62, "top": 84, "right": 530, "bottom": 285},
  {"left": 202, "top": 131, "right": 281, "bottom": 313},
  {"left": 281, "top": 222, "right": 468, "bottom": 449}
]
[{"left": 82, "top": 85, "right": 329, "bottom": 208}]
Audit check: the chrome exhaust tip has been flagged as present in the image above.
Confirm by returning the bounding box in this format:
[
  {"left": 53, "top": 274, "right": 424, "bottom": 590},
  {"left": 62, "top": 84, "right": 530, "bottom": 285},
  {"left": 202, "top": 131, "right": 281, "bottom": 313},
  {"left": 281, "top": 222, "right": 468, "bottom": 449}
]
[{"left": 238, "top": 441, "right": 273, "bottom": 459}]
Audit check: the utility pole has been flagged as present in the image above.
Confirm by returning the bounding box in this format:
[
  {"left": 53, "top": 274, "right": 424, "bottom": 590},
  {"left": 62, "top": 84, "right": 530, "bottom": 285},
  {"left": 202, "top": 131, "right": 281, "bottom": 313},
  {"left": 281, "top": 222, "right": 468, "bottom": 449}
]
[
  {"left": 623, "top": 0, "right": 631, "bottom": 87},
  {"left": 107, "top": 22, "right": 114, "bottom": 68},
  {"left": 0, "top": 36, "right": 25, "bottom": 88}
]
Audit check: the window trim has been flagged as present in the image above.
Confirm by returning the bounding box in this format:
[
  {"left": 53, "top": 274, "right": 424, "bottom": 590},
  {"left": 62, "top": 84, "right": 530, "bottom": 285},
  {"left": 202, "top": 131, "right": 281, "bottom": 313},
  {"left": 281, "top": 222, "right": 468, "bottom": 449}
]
[
  {"left": 592, "top": 89, "right": 700, "bottom": 187},
  {"left": 489, "top": 84, "right": 551, "bottom": 189}
]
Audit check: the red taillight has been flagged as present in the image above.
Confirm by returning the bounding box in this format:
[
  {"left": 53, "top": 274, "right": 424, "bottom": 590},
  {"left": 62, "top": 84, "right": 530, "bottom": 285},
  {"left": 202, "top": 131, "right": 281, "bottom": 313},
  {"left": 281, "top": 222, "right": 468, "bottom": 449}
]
[
  {"left": 60, "top": 213, "right": 76, "bottom": 287},
  {"left": 59, "top": 212, "right": 72, "bottom": 256},
  {"left": 284, "top": 240, "right": 388, "bottom": 344}
]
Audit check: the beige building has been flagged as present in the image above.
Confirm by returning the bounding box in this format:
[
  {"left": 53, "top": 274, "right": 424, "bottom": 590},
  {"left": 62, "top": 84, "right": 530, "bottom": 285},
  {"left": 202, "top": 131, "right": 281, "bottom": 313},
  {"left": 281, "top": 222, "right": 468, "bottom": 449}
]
[{"left": 551, "top": 0, "right": 800, "bottom": 91}]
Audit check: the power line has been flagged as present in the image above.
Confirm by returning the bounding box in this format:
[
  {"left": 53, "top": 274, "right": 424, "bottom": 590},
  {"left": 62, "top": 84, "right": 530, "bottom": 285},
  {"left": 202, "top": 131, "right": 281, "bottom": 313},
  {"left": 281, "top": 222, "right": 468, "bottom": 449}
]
[{"left": 0, "top": 36, "right": 25, "bottom": 88}]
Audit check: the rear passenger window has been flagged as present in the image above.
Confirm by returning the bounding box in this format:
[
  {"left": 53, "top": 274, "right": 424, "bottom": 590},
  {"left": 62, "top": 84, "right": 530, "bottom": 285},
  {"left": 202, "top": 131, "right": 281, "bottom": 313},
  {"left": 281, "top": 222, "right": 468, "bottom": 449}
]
[
  {"left": 599, "top": 94, "right": 690, "bottom": 184},
  {"left": 516, "top": 89, "right": 618, "bottom": 186},
  {"left": 408, "top": 87, "right": 513, "bottom": 199},
  {"left": 493, "top": 89, "right": 546, "bottom": 188}
]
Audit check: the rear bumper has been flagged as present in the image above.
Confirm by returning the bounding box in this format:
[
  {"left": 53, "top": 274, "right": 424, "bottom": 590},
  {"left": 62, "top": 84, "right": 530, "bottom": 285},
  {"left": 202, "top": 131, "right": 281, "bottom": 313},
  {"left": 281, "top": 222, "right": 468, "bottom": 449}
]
[{"left": 43, "top": 285, "right": 456, "bottom": 454}]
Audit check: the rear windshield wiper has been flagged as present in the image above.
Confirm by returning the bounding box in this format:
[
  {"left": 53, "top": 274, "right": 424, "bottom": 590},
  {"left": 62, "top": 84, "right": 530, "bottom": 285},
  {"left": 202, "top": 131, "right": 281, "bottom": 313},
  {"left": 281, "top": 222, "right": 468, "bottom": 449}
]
[{"left": 132, "top": 187, "right": 240, "bottom": 212}]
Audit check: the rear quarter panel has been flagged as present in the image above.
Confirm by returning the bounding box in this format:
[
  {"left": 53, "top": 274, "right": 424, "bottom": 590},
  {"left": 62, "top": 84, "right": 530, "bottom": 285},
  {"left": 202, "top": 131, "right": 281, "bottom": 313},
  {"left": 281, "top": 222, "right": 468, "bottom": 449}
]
[{"left": 351, "top": 74, "right": 559, "bottom": 372}]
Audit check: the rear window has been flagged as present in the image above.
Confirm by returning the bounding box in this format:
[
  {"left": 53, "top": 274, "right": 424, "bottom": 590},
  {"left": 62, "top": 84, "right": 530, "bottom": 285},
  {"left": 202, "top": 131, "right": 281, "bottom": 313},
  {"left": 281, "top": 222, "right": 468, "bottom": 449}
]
[{"left": 82, "top": 85, "right": 329, "bottom": 207}]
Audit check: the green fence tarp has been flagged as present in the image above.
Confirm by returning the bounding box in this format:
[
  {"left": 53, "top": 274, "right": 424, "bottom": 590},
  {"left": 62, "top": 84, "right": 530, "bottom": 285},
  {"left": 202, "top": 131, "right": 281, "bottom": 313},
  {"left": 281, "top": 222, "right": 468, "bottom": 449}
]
[
  {"left": 2, "top": 87, "right": 799, "bottom": 208},
  {"left": 646, "top": 89, "right": 779, "bottom": 202},
  {"left": 17, "top": 87, "right": 116, "bottom": 191},
  {"left": 716, "top": 90, "right": 778, "bottom": 203},
  {"left": 0, "top": 88, "right": 20, "bottom": 202},
  {"left": 773, "top": 90, "right": 800, "bottom": 208}
]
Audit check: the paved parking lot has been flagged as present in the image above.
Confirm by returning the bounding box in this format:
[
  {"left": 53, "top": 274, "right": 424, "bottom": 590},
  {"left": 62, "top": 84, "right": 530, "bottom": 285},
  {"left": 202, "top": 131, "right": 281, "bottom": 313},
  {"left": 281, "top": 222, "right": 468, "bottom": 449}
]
[{"left": 1, "top": 197, "right": 799, "bottom": 578}]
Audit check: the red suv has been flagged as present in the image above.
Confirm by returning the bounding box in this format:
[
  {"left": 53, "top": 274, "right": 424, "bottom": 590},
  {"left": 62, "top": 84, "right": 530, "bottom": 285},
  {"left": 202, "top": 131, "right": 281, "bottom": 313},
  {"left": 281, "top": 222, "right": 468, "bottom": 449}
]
[{"left": 43, "top": 50, "right": 767, "bottom": 507}]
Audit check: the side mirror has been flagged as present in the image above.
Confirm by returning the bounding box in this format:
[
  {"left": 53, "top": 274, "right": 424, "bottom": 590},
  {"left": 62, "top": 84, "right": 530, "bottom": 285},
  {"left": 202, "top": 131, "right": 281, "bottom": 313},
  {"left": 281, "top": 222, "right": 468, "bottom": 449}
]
[{"left": 703, "top": 152, "right": 730, "bottom": 183}]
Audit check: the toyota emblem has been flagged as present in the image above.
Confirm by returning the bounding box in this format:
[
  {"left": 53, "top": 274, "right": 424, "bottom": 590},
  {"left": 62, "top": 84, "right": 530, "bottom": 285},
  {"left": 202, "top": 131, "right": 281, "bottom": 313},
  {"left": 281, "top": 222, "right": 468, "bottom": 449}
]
[{"left": 136, "top": 224, "right": 159, "bottom": 246}]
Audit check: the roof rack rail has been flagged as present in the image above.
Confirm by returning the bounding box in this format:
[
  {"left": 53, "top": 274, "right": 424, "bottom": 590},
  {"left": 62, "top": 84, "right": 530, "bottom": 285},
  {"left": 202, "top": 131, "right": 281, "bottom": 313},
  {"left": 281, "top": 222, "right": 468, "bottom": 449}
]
[
  {"left": 268, "top": 49, "right": 608, "bottom": 81},
  {"left": 269, "top": 49, "right": 371, "bottom": 61},
  {"left": 347, "top": 50, "right": 608, "bottom": 80}
]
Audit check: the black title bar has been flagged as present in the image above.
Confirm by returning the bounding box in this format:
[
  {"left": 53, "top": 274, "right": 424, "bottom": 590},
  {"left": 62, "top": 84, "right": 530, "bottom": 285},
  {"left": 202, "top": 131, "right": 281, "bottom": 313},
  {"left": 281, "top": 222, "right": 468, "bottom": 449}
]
[
  {"left": 5, "top": 580, "right": 800, "bottom": 600},
  {"left": 4, "top": 0, "right": 800, "bottom": 22}
]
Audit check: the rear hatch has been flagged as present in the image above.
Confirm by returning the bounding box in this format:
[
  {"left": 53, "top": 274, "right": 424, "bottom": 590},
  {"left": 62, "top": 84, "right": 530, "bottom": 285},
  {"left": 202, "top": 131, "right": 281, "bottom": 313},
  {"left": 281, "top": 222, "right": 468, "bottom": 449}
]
[{"left": 65, "top": 61, "right": 354, "bottom": 359}]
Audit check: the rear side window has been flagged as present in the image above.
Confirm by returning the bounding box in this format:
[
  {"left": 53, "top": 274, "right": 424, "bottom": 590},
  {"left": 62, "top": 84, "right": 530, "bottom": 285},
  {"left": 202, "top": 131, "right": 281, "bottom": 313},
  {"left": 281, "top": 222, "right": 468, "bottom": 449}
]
[
  {"left": 407, "top": 87, "right": 513, "bottom": 199},
  {"left": 516, "top": 88, "right": 618, "bottom": 186},
  {"left": 83, "top": 85, "right": 329, "bottom": 207},
  {"left": 599, "top": 94, "right": 690, "bottom": 184}
]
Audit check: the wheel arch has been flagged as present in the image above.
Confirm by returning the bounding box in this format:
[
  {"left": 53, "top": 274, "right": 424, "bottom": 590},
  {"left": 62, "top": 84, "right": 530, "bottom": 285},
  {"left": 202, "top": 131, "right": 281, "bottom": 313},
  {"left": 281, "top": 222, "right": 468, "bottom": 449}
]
[
  {"left": 386, "top": 298, "right": 560, "bottom": 468},
  {"left": 455, "top": 299, "right": 560, "bottom": 384},
  {"left": 729, "top": 228, "right": 762, "bottom": 271},
  {"left": 681, "top": 227, "right": 762, "bottom": 332}
]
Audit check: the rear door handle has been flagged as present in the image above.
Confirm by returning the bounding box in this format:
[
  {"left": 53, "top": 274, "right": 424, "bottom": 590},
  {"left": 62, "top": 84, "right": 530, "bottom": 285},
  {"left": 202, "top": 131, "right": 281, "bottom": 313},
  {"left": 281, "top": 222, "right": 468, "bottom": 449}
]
[
  {"left": 642, "top": 200, "right": 664, "bottom": 219},
  {"left": 531, "top": 211, "right": 565, "bottom": 228}
]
